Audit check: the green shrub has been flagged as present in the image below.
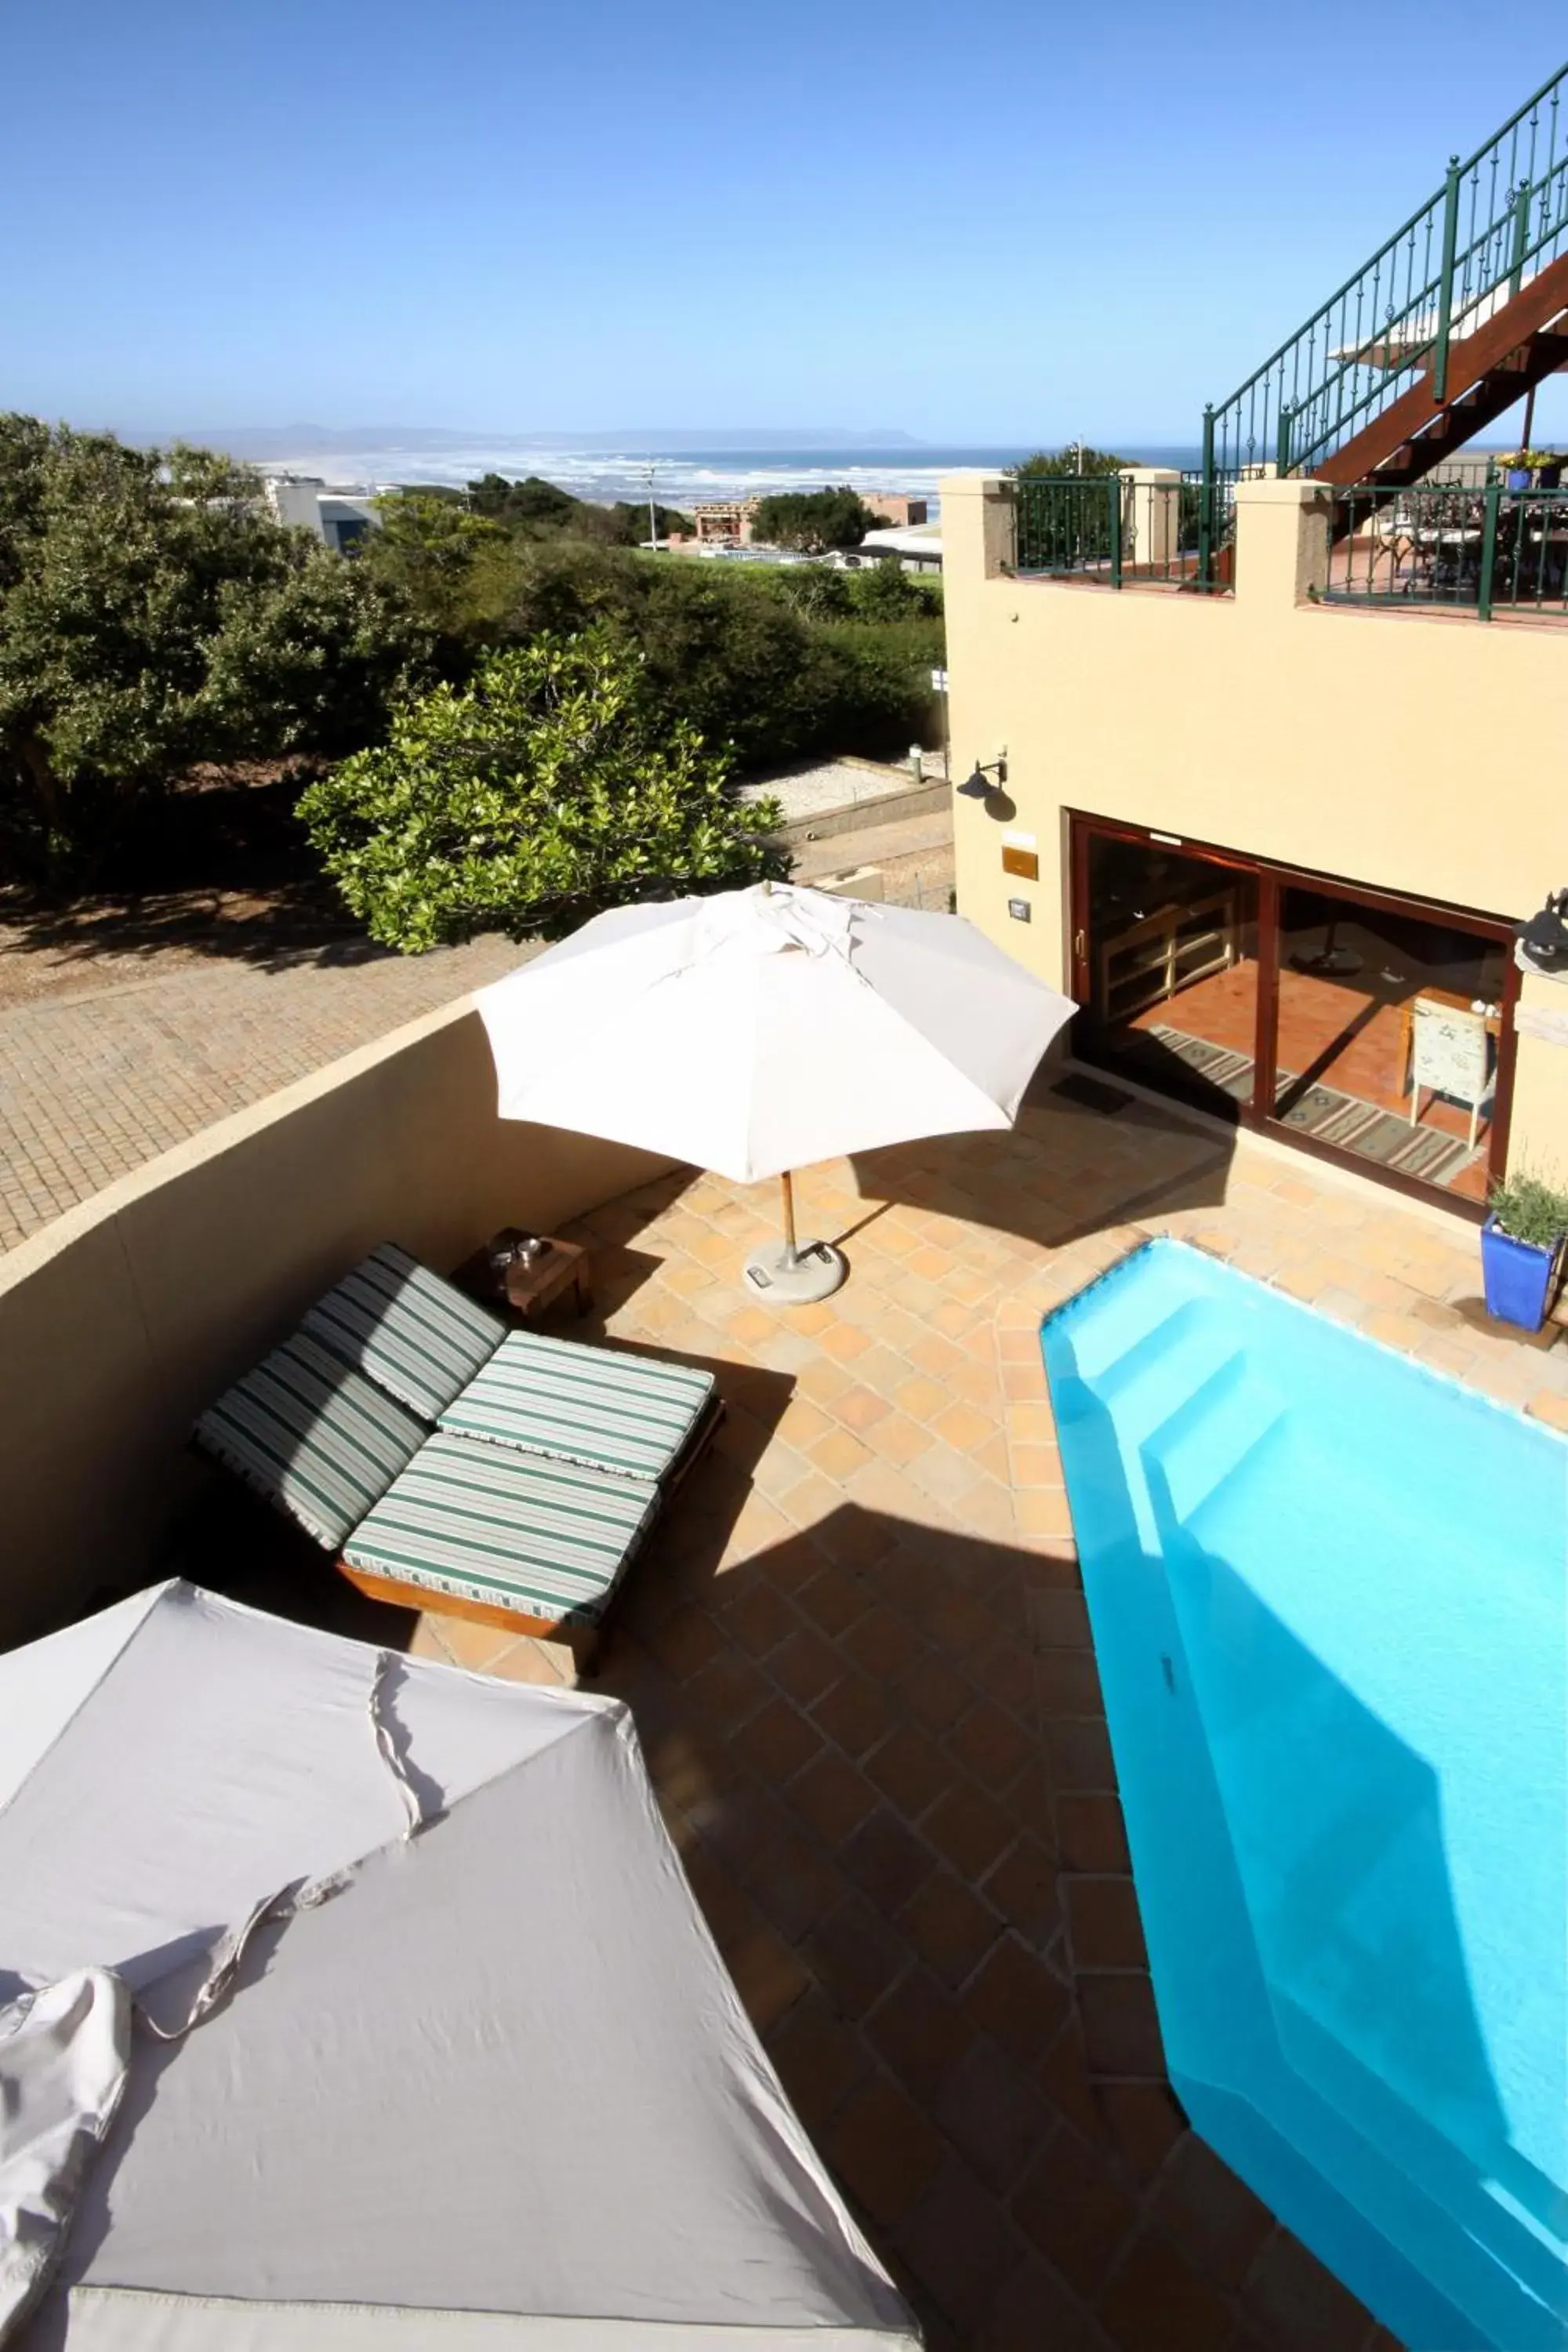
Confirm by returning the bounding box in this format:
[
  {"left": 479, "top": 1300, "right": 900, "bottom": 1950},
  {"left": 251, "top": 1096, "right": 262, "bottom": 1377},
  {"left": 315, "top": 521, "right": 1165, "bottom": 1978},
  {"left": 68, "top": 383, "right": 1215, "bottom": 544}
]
[
  {"left": 297, "top": 630, "right": 785, "bottom": 952},
  {"left": 0, "top": 418, "right": 424, "bottom": 882},
  {"left": 1486, "top": 1168, "right": 1568, "bottom": 1250}
]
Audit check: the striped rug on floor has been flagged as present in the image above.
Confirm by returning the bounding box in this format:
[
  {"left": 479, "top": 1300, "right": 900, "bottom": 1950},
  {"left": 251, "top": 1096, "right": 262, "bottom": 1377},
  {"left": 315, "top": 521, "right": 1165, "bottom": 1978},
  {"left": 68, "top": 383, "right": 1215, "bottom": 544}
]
[{"left": 1145, "top": 1025, "right": 1477, "bottom": 1185}]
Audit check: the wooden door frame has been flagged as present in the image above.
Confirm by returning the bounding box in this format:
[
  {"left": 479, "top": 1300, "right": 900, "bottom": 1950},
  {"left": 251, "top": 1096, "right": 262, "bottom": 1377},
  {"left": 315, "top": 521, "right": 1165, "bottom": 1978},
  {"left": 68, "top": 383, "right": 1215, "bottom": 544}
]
[{"left": 1065, "top": 809, "right": 1515, "bottom": 1219}]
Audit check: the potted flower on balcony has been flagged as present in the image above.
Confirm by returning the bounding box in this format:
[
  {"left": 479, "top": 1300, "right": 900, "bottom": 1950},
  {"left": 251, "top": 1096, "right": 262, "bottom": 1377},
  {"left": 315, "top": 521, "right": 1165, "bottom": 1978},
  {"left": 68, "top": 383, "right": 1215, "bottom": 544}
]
[
  {"left": 1481, "top": 1169, "right": 1568, "bottom": 1330},
  {"left": 1496, "top": 448, "right": 1565, "bottom": 489}
]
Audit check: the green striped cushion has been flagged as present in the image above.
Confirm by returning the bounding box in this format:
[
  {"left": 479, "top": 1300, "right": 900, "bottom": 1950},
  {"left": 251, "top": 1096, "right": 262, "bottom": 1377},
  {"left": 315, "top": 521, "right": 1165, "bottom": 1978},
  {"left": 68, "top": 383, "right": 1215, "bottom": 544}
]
[
  {"left": 343, "top": 1433, "right": 657, "bottom": 1627},
  {"left": 194, "top": 1333, "right": 426, "bottom": 1550},
  {"left": 301, "top": 1242, "right": 504, "bottom": 1421},
  {"left": 437, "top": 1332, "right": 715, "bottom": 1483}
]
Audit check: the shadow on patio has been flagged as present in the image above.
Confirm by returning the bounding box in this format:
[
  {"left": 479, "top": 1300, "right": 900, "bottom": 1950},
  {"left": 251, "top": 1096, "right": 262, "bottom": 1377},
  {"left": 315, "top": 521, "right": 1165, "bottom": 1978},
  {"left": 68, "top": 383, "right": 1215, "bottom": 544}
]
[{"left": 162, "top": 1088, "right": 1561, "bottom": 2352}]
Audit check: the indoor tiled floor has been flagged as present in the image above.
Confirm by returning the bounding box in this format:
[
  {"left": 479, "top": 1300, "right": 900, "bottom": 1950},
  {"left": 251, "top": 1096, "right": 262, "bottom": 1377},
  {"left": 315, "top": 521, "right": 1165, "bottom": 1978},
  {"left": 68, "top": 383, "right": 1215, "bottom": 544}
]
[
  {"left": 1125, "top": 964, "right": 1493, "bottom": 1202},
  {"left": 403, "top": 1076, "right": 1566, "bottom": 2351}
]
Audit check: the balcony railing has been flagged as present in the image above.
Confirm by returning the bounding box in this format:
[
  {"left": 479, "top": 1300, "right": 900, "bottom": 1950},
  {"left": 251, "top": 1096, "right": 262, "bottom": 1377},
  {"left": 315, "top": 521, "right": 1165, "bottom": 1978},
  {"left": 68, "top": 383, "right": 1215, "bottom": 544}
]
[
  {"left": 1012, "top": 474, "right": 1226, "bottom": 590},
  {"left": 1323, "top": 480, "right": 1568, "bottom": 617}
]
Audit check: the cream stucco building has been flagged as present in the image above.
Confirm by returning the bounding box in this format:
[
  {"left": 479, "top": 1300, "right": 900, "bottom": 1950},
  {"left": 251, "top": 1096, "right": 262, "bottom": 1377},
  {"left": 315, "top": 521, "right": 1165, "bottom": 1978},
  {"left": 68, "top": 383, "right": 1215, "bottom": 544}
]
[{"left": 942, "top": 469, "right": 1568, "bottom": 1214}]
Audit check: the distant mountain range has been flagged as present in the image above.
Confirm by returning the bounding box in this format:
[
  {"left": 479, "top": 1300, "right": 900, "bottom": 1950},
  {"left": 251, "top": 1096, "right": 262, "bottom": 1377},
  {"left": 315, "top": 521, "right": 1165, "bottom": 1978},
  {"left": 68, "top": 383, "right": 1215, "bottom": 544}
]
[{"left": 172, "top": 424, "right": 922, "bottom": 459}]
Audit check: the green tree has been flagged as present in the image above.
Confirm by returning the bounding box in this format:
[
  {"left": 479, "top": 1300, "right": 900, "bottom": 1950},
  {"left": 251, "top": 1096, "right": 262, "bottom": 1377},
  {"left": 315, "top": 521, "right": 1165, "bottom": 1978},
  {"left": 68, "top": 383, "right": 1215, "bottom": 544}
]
[
  {"left": 1011, "top": 445, "right": 1130, "bottom": 477},
  {"left": 603, "top": 499, "right": 695, "bottom": 544},
  {"left": 488, "top": 537, "right": 940, "bottom": 771},
  {"left": 843, "top": 559, "right": 938, "bottom": 620},
  {"left": 465, "top": 473, "right": 694, "bottom": 546},
  {"left": 467, "top": 472, "right": 580, "bottom": 532},
  {"left": 750, "top": 487, "right": 879, "bottom": 553},
  {"left": 0, "top": 421, "right": 423, "bottom": 881},
  {"left": 296, "top": 630, "right": 786, "bottom": 951},
  {"left": 365, "top": 490, "right": 513, "bottom": 637}
]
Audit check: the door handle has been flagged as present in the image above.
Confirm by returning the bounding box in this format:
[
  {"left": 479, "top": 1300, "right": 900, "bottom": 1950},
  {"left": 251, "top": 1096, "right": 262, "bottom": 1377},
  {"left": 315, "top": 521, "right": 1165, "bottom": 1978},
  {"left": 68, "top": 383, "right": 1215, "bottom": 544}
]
[{"left": 1073, "top": 929, "right": 1087, "bottom": 960}]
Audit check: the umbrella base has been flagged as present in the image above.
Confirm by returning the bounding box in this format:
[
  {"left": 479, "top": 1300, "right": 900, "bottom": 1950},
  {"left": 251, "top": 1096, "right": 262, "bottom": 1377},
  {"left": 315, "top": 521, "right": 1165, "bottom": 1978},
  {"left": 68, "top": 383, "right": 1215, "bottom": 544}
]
[{"left": 742, "top": 1240, "right": 848, "bottom": 1304}]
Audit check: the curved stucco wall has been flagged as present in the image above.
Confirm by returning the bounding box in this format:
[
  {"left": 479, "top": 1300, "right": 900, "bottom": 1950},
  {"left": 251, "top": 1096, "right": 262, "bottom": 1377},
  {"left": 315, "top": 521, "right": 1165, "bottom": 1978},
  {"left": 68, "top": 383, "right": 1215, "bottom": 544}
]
[{"left": 0, "top": 996, "right": 678, "bottom": 1644}]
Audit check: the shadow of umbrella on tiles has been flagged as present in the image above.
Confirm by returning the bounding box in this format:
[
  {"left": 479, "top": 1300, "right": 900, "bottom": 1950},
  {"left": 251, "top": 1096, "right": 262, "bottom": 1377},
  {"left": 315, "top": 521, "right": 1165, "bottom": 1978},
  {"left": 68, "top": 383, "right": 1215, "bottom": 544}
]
[{"left": 474, "top": 881, "right": 1076, "bottom": 1305}]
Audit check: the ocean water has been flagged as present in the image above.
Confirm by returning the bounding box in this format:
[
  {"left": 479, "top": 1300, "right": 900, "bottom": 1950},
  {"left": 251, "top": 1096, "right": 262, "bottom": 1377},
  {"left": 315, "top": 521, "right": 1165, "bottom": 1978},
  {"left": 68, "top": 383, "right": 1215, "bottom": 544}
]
[
  {"left": 249, "top": 438, "right": 1204, "bottom": 512},
  {"left": 1042, "top": 1239, "right": 1568, "bottom": 2352}
]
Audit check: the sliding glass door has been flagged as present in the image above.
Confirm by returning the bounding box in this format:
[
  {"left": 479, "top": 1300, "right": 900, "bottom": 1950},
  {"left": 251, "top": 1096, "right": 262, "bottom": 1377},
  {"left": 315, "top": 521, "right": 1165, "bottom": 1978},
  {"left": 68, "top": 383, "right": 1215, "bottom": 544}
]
[
  {"left": 1070, "top": 815, "right": 1515, "bottom": 1210},
  {"left": 1076, "top": 830, "right": 1260, "bottom": 1122}
]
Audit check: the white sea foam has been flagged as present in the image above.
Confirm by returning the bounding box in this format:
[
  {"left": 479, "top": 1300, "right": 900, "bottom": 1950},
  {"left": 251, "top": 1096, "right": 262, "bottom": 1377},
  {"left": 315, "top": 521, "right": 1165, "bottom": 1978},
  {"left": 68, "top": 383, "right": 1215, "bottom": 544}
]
[{"left": 250, "top": 439, "right": 1039, "bottom": 512}]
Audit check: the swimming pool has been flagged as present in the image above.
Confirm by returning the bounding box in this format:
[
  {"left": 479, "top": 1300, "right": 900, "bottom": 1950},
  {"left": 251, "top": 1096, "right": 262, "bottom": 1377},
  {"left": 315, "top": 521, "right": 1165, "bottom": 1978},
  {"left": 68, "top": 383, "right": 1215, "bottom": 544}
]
[{"left": 1042, "top": 1240, "right": 1568, "bottom": 2352}]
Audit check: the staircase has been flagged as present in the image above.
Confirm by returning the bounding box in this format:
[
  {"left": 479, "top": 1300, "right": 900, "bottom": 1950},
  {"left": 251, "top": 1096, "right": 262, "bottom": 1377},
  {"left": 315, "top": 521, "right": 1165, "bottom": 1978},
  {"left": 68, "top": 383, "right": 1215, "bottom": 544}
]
[{"left": 1199, "top": 64, "right": 1568, "bottom": 576}]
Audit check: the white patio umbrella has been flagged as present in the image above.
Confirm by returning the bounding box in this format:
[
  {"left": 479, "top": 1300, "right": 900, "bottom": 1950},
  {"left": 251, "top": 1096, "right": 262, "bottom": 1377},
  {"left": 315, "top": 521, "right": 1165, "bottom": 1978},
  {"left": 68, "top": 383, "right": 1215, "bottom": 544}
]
[
  {"left": 476, "top": 881, "right": 1076, "bottom": 1302},
  {"left": 0, "top": 1582, "right": 920, "bottom": 2350}
]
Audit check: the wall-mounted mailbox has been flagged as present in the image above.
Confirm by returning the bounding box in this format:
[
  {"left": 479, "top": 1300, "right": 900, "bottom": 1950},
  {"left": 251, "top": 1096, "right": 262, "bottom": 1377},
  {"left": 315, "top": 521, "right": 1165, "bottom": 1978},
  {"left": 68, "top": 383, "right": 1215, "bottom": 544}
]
[{"left": 1001, "top": 845, "right": 1040, "bottom": 881}]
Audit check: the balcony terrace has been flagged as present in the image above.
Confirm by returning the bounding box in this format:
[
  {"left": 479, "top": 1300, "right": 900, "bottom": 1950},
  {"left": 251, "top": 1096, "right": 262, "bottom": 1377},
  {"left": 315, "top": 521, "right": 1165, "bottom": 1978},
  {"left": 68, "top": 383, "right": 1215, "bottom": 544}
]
[
  {"left": 5, "top": 985, "right": 1565, "bottom": 2349},
  {"left": 121, "top": 1040, "right": 1559, "bottom": 2351}
]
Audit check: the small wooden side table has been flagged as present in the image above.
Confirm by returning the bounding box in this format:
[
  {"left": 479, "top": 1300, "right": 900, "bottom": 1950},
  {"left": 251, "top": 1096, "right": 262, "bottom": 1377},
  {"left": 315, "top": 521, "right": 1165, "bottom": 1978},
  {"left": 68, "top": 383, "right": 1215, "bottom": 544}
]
[{"left": 456, "top": 1236, "right": 594, "bottom": 1325}]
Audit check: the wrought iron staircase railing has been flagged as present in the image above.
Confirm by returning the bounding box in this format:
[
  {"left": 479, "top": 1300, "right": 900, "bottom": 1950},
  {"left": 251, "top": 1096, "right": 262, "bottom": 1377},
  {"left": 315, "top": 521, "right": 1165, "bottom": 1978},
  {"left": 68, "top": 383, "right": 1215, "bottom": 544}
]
[{"left": 1199, "top": 61, "right": 1568, "bottom": 584}]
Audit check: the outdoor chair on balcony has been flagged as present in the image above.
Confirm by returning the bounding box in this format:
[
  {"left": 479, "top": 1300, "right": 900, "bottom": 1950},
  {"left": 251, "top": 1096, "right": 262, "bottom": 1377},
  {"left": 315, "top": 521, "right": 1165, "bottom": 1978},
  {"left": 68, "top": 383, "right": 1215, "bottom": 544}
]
[{"left": 193, "top": 1245, "right": 722, "bottom": 1672}]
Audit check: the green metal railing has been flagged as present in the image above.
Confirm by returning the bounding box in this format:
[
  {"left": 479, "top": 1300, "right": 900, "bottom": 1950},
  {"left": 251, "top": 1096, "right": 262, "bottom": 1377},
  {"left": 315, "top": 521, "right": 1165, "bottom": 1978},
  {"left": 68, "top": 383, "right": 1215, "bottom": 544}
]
[
  {"left": 1323, "top": 478, "right": 1568, "bottom": 617},
  {"left": 1014, "top": 475, "right": 1123, "bottom": 579},
  {"left": 1201, "top": 61, "right": 1568, "bottom": 580},
  {"left": 1014, "top": 474, "right": 1217, "bottom": 587}
]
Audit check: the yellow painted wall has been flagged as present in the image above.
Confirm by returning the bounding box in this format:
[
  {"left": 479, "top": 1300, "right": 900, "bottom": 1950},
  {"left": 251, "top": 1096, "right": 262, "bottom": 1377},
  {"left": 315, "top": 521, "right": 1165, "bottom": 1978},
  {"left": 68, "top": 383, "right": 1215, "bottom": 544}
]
[
  {"left": 942, "top": 471, "right": 1568, "bottom": 1178},
  {"left": 0, "top": 1000, "right": 676, "bottom": 1643}
]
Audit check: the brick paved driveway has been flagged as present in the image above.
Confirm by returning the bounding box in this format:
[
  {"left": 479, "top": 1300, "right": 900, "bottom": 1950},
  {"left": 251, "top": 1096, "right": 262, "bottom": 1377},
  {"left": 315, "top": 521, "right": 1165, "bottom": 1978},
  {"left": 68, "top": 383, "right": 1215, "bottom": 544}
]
[{"left": 0, "top": 936, "right": 528, "bottom": 1253}]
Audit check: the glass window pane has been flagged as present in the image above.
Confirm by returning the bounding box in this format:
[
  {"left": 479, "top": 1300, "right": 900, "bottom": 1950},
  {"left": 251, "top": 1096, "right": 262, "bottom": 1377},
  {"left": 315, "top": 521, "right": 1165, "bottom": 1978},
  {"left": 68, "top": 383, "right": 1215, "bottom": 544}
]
[
  {"left": 1271, "top": 889, "right": 1505, "bottom": 1201},
  {"left": 1083, "top": 833, "right": 1259, "bottom": 1118}
]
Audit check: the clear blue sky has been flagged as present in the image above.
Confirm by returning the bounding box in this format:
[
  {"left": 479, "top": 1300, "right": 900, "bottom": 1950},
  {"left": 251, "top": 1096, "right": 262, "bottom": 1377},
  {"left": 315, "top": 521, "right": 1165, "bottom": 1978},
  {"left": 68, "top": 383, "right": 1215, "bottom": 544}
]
[{"left": 4, "top": 0, "right": 1564, "bottom": 445}]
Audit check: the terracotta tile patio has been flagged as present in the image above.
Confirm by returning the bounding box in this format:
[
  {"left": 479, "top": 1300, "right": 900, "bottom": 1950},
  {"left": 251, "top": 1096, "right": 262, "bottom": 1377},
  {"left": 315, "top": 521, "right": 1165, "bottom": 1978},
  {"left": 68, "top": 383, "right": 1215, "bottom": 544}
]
[{"left": 402, "top": 1074, "right": 1563, "bottom": 2350}]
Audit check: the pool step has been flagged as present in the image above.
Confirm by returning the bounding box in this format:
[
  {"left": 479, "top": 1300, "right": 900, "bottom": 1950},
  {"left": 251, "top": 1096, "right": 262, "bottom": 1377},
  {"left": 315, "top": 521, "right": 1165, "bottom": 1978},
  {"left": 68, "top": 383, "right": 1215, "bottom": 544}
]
[
  {"left": 1144, "top": 1354, "right": 1287, "bottom": 1529},
  {"left": 1053, "top": 1261, "right": 1211, "bottom": 1385},
  {"left": 1099, "top": 1302, "right": 1239, "bottom": 1436}
]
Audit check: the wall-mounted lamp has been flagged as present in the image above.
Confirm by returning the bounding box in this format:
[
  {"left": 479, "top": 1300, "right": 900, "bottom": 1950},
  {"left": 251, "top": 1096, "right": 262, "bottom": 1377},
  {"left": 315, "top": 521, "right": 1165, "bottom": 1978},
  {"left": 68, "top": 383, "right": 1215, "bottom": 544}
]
[
  {"left": 1516, "top": 887, "right": 1568, "bottom": 978},
  {"left": 956, "top": 755, "right": 1008, "bottom": 800}
]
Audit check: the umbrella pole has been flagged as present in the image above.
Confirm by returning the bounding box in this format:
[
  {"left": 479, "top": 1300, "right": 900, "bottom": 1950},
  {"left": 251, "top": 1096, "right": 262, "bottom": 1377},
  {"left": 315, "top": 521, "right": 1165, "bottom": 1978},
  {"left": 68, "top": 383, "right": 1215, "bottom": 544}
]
[
  {"left": 742, "top": 1167, "right": 846, "bottom": 1305},
  {"left": 780, "top": 1171, "right": 797, "bottom": 1269}
]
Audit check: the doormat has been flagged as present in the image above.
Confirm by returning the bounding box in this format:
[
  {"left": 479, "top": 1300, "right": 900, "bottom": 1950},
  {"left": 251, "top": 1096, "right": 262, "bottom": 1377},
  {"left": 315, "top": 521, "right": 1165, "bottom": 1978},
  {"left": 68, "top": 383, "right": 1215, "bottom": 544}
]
[
  {"left": 1135, "top": 1026, "right": 1255, "bottom": 1102},
  {"left": 1145, "top": 1025, "right": 1479, "bottom": 1187}
]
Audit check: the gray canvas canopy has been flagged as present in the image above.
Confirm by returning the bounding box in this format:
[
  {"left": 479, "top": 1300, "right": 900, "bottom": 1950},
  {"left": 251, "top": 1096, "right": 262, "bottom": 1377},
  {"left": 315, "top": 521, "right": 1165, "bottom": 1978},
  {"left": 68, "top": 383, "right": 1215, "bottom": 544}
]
[{"left": 0, "top": 1584, "right": 918, "bottom": 2350}]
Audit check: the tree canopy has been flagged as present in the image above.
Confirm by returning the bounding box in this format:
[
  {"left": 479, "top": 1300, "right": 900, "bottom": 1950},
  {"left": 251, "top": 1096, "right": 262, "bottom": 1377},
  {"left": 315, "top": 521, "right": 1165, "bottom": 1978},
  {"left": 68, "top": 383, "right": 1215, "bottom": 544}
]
[
  {"left": 488, "top": 539, "right": 942, "bottom": 772},
  {"left": 297, "top": 630, "right": 786, "bottom": 952},
  {"left": 0, "top": 419, "right": 424, "bottom": 880},
  {"left": 750, "top": 488, "right": 880, "bottom": 553},
  {"left": 464, "top": 472, "right": 693, "bottom": 545},
  {"left": 1011, "top": 446, "right": 1131, "bottom": 477}
]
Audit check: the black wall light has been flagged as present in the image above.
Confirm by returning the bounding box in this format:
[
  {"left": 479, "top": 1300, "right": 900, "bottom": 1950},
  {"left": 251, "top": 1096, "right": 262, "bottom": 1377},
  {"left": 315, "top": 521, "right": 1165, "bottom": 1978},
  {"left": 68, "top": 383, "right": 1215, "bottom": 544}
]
[
  {"left": 1516, "top": 888, "right": 1568, "bottom": 977},
  {"left": 956, "top": 756, "right": 1008, "bottom": 800}
]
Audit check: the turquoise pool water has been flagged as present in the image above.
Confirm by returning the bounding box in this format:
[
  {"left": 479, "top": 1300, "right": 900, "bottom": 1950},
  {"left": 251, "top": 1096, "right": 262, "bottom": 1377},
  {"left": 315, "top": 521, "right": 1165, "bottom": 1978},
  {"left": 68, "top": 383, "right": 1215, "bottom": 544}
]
[{"left": 1042, "top": 1240, "right": 1568, "bottom": 2352}]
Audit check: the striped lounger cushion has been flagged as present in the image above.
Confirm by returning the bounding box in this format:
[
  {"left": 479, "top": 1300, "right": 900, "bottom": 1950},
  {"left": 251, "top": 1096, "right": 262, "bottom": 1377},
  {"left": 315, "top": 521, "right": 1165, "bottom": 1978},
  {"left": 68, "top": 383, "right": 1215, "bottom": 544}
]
[
  {"left": 300, "top": 1241, "right": 505, "bottom": 1422},
  {"left": 437, "top": 1330, "right": 716, "bottom": 1483},
  {"left": 343, "top": 1432, "right": 658, "bottom": 1628},
  {"left": 193, "top": 1333, "right": 427, "bottom": 1551}
]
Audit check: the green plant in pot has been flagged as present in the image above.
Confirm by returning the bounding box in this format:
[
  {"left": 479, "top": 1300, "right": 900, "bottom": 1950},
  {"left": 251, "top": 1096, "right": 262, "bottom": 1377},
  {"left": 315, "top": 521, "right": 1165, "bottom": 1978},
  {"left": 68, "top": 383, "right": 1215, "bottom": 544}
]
[
  {"left": 1481, "top": 1167, "right": 1568, "bottom": 1330},
  {"left": 1497, "top": 448, "right": 1565, "bottom": 489}
]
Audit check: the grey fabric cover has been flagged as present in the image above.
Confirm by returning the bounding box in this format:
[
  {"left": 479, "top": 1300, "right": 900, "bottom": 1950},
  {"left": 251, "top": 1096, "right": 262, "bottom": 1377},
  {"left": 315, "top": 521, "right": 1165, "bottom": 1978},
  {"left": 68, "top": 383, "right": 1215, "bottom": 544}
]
[{"left": 0, "top": 1587, "right": 919, "bottom": 2351}]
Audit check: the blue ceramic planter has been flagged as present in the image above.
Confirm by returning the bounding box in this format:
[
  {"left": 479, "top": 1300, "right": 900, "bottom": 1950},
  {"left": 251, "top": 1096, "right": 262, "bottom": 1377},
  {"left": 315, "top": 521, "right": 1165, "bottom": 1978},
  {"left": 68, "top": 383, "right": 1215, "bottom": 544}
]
[
  {"left": 1481, "top": 1215, "right": 1560, "bottom": 1330},
  {"left": 1506, "top": 467, "right": 1534, "bottom": 491}
]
